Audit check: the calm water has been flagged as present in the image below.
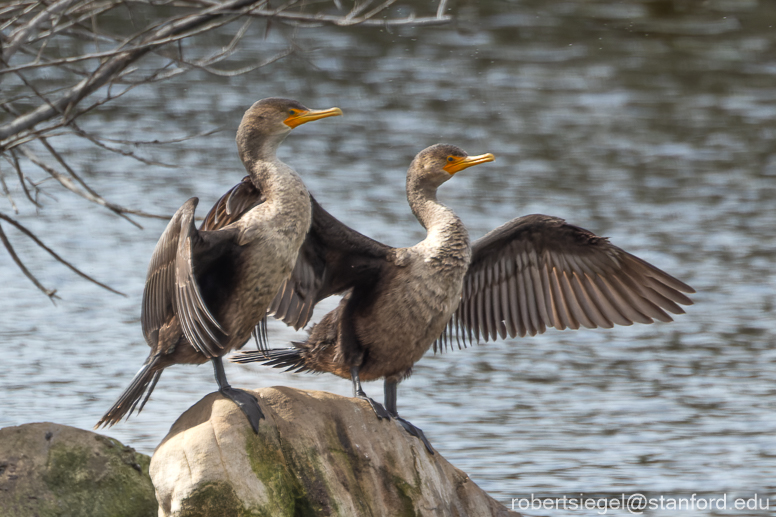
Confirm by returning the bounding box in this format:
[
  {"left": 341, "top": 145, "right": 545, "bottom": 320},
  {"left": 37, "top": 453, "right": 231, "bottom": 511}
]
[{"left": 2, "top": 1, "right": 775, "bottom": 515}]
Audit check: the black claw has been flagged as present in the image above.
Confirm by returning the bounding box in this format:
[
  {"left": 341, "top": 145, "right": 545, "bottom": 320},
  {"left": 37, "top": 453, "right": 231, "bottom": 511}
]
[
  {"left": 356, "top": 394, "right": 391, "bottom": 420},
  {"left": 220, "top": 387, "right": 264, "bottom": 434},
  {"left": 395, "top": 416, "right": 434, "bottom": 454}
]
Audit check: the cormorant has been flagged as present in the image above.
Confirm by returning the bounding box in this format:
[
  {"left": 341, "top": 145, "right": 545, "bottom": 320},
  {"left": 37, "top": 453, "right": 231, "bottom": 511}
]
[
  {"left": 95, "top": 98, "right": 342, "bottom": 432},
  {"left": 235, "top": 143, "right": 695, "bottom": 452}
]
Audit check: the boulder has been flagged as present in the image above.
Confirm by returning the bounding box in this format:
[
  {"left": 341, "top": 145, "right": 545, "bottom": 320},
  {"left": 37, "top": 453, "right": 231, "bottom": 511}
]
[
  {"left": 0, "top": 422, "right": 157, "bottom": 517},
  {"left": 151, "top": 386, "right": 519, "bottom": 517}
]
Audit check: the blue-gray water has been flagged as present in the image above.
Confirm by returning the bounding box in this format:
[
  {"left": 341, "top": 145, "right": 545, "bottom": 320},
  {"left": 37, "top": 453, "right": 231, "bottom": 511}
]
[{"left": 1, "top": 1, "right": 775, "bottom": 515}]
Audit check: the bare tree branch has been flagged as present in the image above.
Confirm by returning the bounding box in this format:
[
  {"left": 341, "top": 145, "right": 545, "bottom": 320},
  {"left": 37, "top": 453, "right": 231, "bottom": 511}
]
[
  {"left": 91, "top": 127, "right": 225, "bottom": 146},
  {"left": 3, "top": 0, "right": 80, "bottom": 63},
  {"left": 0, "top": 220, "right": 59, "bottom": 300},
  {"left": 0, "top": 212, "right": 126, "bottom": 297},
  {"left": 17, "top": 145, "right": 156, "bottom": 227},
  {"left": 0, "top": 165, "right": 19, "bottom": 214},
  {"left": 5, "top": 149, "right": 41, "bottom": 208},
  {"left": 0, "top": 0, "right": 268, "bottom": 142},
  {"left": 0, "top": 0, "right": 453, "bottom": 298},
  {"left": 68, "top": 121, "right": 179, "bottom": 168}
]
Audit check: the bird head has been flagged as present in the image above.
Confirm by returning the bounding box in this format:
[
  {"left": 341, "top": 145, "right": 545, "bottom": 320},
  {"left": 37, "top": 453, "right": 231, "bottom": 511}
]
[
  {"left": 409, "top": 143, "right": 495, "bottom": 190},
  {"left": 236, "top": 98, "right": 342, "bottom": 161}
]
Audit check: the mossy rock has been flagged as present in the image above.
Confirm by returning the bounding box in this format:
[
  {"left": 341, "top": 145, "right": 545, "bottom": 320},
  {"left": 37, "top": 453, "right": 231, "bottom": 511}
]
[
  {"left": 151, "top": 387, "right": 519, "bottom": 517},
  {"left": 0, "top": 422, "right": 157, "bottom": 517}
]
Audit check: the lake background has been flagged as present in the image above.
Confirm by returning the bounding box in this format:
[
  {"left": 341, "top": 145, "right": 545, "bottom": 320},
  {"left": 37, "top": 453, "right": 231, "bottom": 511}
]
[{"left": 1, "top": 0, "right": 775, "bottom": 515}]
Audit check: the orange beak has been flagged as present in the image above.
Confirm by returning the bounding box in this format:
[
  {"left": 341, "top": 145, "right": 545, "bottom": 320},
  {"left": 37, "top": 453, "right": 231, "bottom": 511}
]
[
  {"left": 284, "top": 107, "right": 343, "bottom": 128},
  {"left": 443, "top": 153, "right": 495, "bottom": 175}
]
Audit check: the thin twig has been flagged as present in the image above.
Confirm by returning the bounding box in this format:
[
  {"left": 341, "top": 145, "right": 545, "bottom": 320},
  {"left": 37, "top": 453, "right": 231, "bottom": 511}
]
[
  {"left": 0, "top": 0, "right": 270, "bottom": 141},
  {"left": 0, "top": 164, "right": 19, "bottom": 214},
  {"left": 68, "top": 121, "right": 179, "bottom": 168},
  {"left": 0, "top": 219, "right": 59, "bottom": 300},
  {"left": 345, "top": 0, "right": 377, "bottom": 21},
  {"left": 17, "top": 145, "right": 143, "bottom": 227},
  {"left": 3, "top": 0, "right": 80, "bottom": 63},
  {"left": 39, "top": 136, "right": 144, "bottom": 227},
  {"left": 180, "top": 46, "right": 294, "bottom": 77},
  {"left": 0, "top": 1, "right": 450, "bottom": 77},
  {"left": 436, "top": 0, "right": 449, "bottom": 18},
  {"left": 3, "top": 102, "right": 171, "bottom": 214},
  {"left": 94, "top": 127, "right": 224, "bottom": 146},
  {"left": 0, "top": 211, "right": 125, "bottom": 296},
  {"left": 0, "top": 0, "right": 454, "bottom": 298},
  {"left": 6, "top": 149, "right": 40, "bottom": 207}
]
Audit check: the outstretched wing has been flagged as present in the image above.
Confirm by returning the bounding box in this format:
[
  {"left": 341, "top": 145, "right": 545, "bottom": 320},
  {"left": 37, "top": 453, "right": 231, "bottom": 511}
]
[
  {"left": 435, "top": 214, "right": 694, "bottom": 352},
  {"left": 268, "top": 195, "right": 395, "bottom": 331},
  {"left": 141, "top": 197, "right": 228, "bottom": 359}
]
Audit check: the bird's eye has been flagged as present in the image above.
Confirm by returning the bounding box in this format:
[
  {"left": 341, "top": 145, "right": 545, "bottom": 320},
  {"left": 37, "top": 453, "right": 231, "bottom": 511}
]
[
  {"left": 447, "top": 156, "right": 454, "bottom": 162},
  {"left": 288, "top": 109, "right": 297, "bottom": 115}
]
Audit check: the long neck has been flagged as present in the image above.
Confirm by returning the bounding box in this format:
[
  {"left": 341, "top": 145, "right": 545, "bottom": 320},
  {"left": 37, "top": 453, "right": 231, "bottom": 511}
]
[
  {"left": 245, "top": 158, "right": 305, "bottom": 199},
  {"left": 238, "top": 128, "right": 286, "bottom": 179},
  {"left": 407, "top": 175, "right": 468, "bottom": 249},
  {"left": 238, "top": 130, "right": 300, "bottom": 196},
  {"left": 239, "top": 133, "right": 310, "bottom": 235}
]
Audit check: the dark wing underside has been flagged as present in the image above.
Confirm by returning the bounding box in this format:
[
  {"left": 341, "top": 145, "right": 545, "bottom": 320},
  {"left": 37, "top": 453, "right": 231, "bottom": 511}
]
[
  {"left": 100, "top": 188, "right": 250, "bottom": 427},
  {"left": 200, "top": 175, "right": 265, "bottom": 231},
  {"left": 268, "top": 195, "right": 395, "bottom": 331},
  {"left": 202, "top": 177, "right": 394, "bottom": 350},
  {"left": 199, "top": 176, "right": 270, "bottom": 349},
  {"left": 435, "top": 214, "right": 695, "bottom": 352},
  {"left": 142, "top": 197, "right": 239, "bottom": 359}
]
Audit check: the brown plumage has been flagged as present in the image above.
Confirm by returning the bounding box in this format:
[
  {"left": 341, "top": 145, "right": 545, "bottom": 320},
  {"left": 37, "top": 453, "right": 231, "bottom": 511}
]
[
  {"left": 95, "top": 98, "right": 342, "bottom": 432},
  {"left": 232, "top": 143, "right": 695, "bottom": 452}
]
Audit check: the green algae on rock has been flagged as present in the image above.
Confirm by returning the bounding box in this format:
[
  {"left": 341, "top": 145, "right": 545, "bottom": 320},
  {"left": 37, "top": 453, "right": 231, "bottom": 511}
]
[
  {"left": 151, "top": 387, "right": 520, "bottom": 517},
  {"left": 0, "top": 422, "right": 157, "bottom": 517}
]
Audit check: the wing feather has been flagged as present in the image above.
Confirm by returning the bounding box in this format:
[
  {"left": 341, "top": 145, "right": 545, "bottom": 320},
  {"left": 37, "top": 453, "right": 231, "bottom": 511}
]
[
  {"left": 518, "top": 266, "right": 534, "bottom": 336},
  {"left": 581, "top": 272, "right": 632, "bottom": 326},
  {"left": 570, "top": 272, "right": 612, "bottom": 328},
  {"left": 560, "top": 270, "right": 594, "bottom": 328},
  {"left": 540, "top": 265, "right": 560, "bottom": 329},
  {"left": 141, "top": 208, "right": 184, "bottom": 344},
  {"left": 201, "top": 176, "right": 264, "bottom": 231},
  {"left": 440, "top": 214, "right": 694, "bottom": 351},
  {"left": 499, "top": 260, "right": 514, "bottom": 338},
  {"left": 527, "top": 260, "right": 546, "bottom": 334},
  {"left": 266, "top": 195, "right": 394, "bottom": 331},
  {"left": 141, "top": 198, "right": 226, "bottom": 358},
  {"left": 483, "top": 281, "right": 493, "bottom": 341}
]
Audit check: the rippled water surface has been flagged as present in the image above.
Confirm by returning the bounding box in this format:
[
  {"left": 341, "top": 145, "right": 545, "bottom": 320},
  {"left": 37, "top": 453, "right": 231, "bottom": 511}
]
[{"left": 2, "top": 1, "right": 775, "bottom": 515}]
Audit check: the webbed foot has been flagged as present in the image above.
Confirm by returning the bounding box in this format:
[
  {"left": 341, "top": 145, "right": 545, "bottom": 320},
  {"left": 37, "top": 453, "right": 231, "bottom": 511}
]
[
  {"left": 220, "top": 386, "right": 264, "bottom": 434},
  {"left": 356, "top": 391, "right": 391, "bottom": 420},
  {"left": 394, "top": 414, "right": 434, "bottom": 454}
]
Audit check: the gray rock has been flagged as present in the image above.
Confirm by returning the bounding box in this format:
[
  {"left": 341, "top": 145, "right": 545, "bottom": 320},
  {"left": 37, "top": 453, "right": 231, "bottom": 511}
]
[
  {"left": 151, "top": 386, "right": 520, "bottom": 517},
  {"left": 0, "top": 422, "right": 157, "bottom": 517}
]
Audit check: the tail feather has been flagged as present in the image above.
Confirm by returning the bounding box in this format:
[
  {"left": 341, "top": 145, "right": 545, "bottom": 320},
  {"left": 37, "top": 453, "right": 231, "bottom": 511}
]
[
  {"left": 95, "top": 358, "right": 163, "bottom": 429},
  {"left": 133, "top": 368, "right": 162, "bottom": 415},
  {"left": 232, "top": 346, "right": 307, "bottom": 373}
]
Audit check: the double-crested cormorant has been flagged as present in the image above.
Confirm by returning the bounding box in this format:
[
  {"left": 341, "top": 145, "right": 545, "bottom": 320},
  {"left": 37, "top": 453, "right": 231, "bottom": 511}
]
[
  {"left": 95, "top": 98, "right": 342, "bottom": 432},
  {"left": 232, "top": 143, "right": 695, "bottom": 452}
]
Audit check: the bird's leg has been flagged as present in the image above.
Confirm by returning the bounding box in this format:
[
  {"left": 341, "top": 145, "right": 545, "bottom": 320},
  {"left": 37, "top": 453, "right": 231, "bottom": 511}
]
[
  {"left": 351, "top": 366, "right": 390, "bottom": 420},
  {"left": 339, "top": 302, "right": 388, "bottom": 420},
  {"left": 213, "top": 356, "right": 263, "bottom": 433},
  {"left": 384, "top": 380, "right": 434, "bottom": 454}
]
